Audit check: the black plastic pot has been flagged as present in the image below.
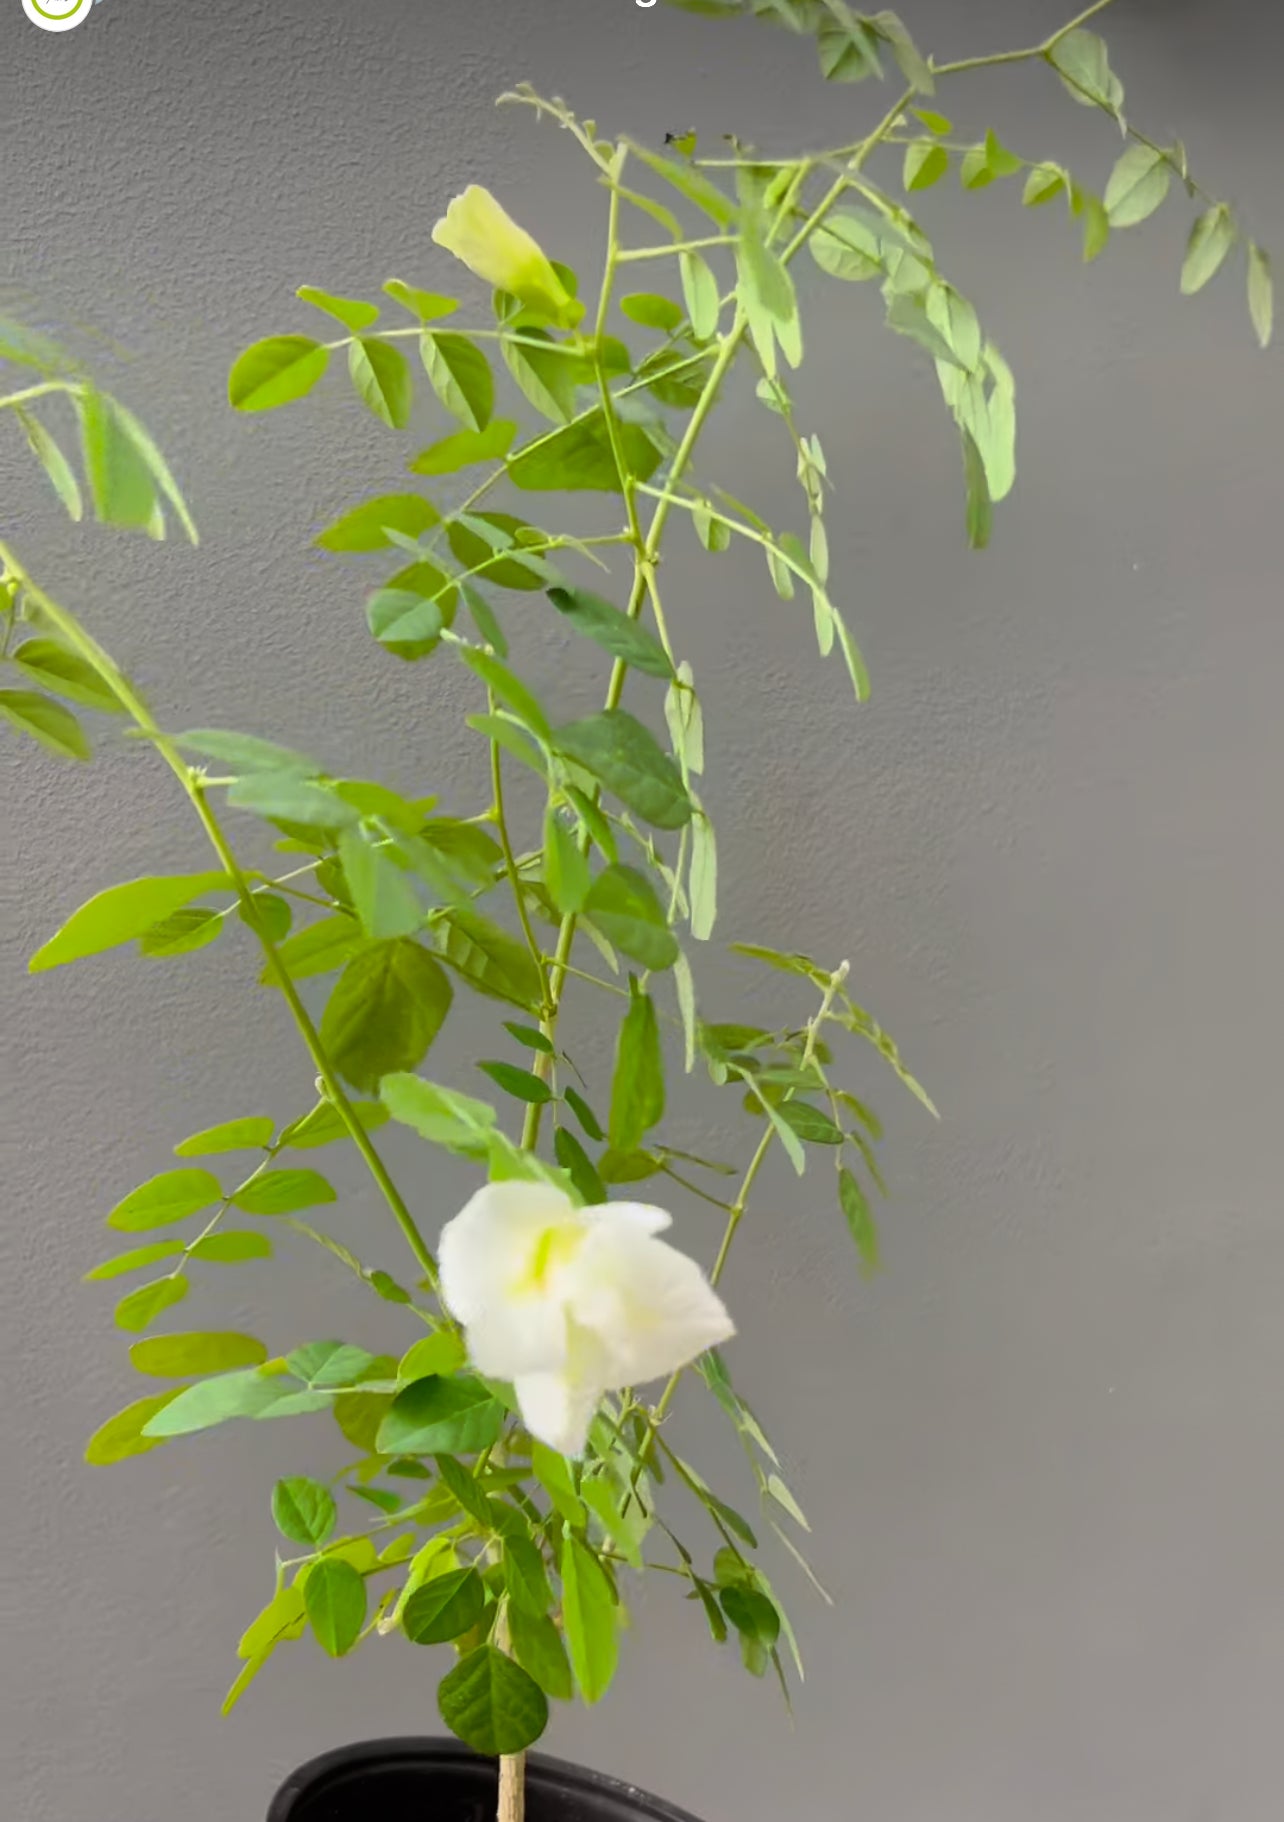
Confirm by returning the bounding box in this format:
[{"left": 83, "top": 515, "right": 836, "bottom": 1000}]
[{"left": 267, "top": 1737, "right": 708, "bottom": 1822}]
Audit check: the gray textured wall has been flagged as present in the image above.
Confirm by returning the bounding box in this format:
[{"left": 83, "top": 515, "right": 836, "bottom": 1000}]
[{"left": 3, "top": 1, "right": 1283, "bottom": 1818}]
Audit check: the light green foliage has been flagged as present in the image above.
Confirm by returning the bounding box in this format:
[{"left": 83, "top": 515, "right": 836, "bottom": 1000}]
[{"left": 2, "top": 0, "right": 1269, "bottom": 1772}]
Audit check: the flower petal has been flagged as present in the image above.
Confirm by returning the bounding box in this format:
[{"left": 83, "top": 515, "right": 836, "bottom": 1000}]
[
  {"left": 438, "top": 1178, "right": 575, "bottom": 1324},
  {"left": 513, "top": 1366, "right": 605, "bottom": 1458},
  {"left": 564, "top": 1226, "right": 734, "bottom": 1387},
  {"left": 584, "top": 1200, "right": 672, "bottom": 1236},
  {"left": 465, "top": 1299, "right": 569, "bottom": 1380}
]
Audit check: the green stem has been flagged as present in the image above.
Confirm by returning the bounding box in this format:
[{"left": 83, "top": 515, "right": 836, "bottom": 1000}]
[{"left": 0, "top": 542, "right": 438, "bottom": 1289}]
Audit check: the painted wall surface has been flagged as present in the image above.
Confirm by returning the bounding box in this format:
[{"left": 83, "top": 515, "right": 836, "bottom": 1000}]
[{"left": 3, "top": 2, "right": 1282, "bottom": 1818}]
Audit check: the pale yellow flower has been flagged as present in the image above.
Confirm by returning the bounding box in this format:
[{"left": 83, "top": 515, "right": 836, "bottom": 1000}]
[
  {"left": 431, "top": 186, "right": 584, "bottom": 329},
  {"left": 438, "top": 1180, "right": 734, "bottom": 1457}
]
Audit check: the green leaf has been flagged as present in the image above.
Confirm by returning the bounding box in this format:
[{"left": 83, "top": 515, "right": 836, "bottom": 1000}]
[
  {"left": 15, "top": 410, "right": 83, "bottom": 522},
  {"left": 0, "top": 690, "right": 89, "bottom": 761},
  {"left": 338, "top": 828, "right": 422, "bottom": 941},
  {"left": 174, "top": 1116, "right": 274, "bottom": 1157},
  {"left": 508, "top": 411, "right": 663, "bottom": 494},
  {"left": 503, "top": 1532, "right": 554, "bottom": 1620},
  {"left": 75, "top": 390, "right": 156, "bottom": 530},
  {"left": 531, "top": 1442, "right": 585, "bottom": 1525},
  {"left": 561, "top": 1532, "right": 618, "bottom": 1704},
  {"left": 409, "top": 420, "right": 516, "bottom": 475},
  {"left": 501, "top": 328, "right": 577, "bottom": 425},
  {"left": 598, "top": 1147, "right": 660, "bottom": 1184},
  {"left": 172, "top": 728, "right": 318, "bottom": 775},
  {"left": 296, "top": 286, "right": 380, "bottom": 332},
  {"left": 129, "top": 1331, "right": 268, "bottom": 1377},
  {"left": 1049, "top": 28, "right": 1124, "bottom": 116},
  {"left": 547, "top": 586, "right": 673, "bottom": 679},
  {"left": 808, "top": 213, "right": 882, "bottom": 283},
  {"left": 108, "top": 1168, "right": 223, "bottom": 1233},
  {"left": 720, "top": 1585, "right": 781, "bottom": 1649},
  {"left": 630, "top": 144, "right": 736, "bottom": 227},
  {"left": 10, "top": 638, "right": 120, "bottom": 713},
  {"left": 398, "top": 1332, "right": 467, "bottom": 1384},
  {"left": 85, "top": 1241, "right": 185, "bottom": 1281},
  {"left": 225, "top": 774, "right": 355, "bottom": 829},
  {"left": 403, "top": 1567, "right": 487, "bottom": 1644},
  {"left": 736, "top": 218, "right": 800, "bottom": 376},
  {"left": 738, "top": 1072, "right": 805, "bottom": 1177},
  {"left": 1080, "top": 192, "right": 1111, "bottom": 263},
  {"left": 232, "top": 1169, "right": 336, "bottom": 1216},
  {"left": 477, "top": 1060, "right": 553, "bottom": 1105},
  {"left": 321, "top": 939, "right": 453, "bottom": 1091},
  {"left": 421, "top": 331, "right": 493, "bottom": 430},
  {"left": 187, "top": 1230, "right": 274, "bottom": 1264},
  {"left": 1023, "top": 163, "right": 1066, "bottom": 207},
  {"left": 114, "top": 1275, "right": 188, "bottom": 1334},
  {"left": 563, "top": 1086, "right": 604, "bottom": 1143},
  {"left": 961, "top": 428, "right": 992, "bottom": 551},
  {"left": 1181, "top": 204, "right": 1236, "bottom": 296},
  {"left": 690, "top": 810, "right": 717, "bottom": 942},
  {"left": 438, "top": 907, "right": 543, "bottom": 1012},
  {"left": 903, "top": 142, "right": 948, "bottom": 193},
  {"left": 679, "top": 251, "right": 721, "bottom": 340},
  {"left": 1103, "top": 144, "right": 1170, "bottom": 228},
  {"left": 870, "top": 8, "right": 935, "bottom": 93},
  {"left": 620, "top": 292, "right": 683, "bottom": 332},
  {"left": 141, "top": 1365, "right": 325, "bottom": 1435},
  {"left": 584, "top": 865, "right": 678, "bottom": 971},
  {"left": 383, "top": 280, "right": 459, "bottom": 321},
  {"left": 377, "top": 1375, "right": 505, "bottom": 1456},
  {"left": 581, "top": 1476, "right": 647, "bottom": 1570},
  {"left": 272, "top": 1476, "right": 338, "bottom": 1545},
  {"left": 459, "top": 646, "right": 551, "bottom": 741},
  {"left": 507, "top": 1607, "right": 572, "bottom": 1701},
  {"left": 381, "top": 1072, "right": 498, "bottom": 1159},
  {"left": 777, "top": 1100, "right": 844, "bottom": 1146},
  {"left": 267, "top": 914, "right": 366, "bottom": 984},
  {"left": 315, "top": 492, "right": 439, "bottom": 552},
  {"left": 544, "top": 806, "right": 591, "bottom": 917},
  {"left": 348, "top": 337, "right": 413, "bottom": 429},
  {"left": 279, "top": 1098, "right": 388, "bottom": 1148},
  {"left": 304, "top": 1557, "right": 366, "bottom": 1658},
  {"left": 84, "top": 1391, "right": 183, "bottom": 1466},
  {"left": 366, "top": 577, "right": 453, "bottom": 660},
  {"left": 447, "top": 511, "right": 548, "bottom": 593},
  {"left": 609, "top": 983, "right": 665, "bottom": 1153},
  {"left": 1247, "top": 243, "right": 1274, "bottom": 349},
  {"left": 885, "top": 296, "right": 966, "bottom": 369},
  {"left": 229, "top": 336, "right": 329, "bottom": 412},
  {"left": 135, "top": 907, "right": 221, "bottom": 959},
  {"left": 839, "top": 1165, "right": 880, "bottom": 1273},
  {"left": 438, "top": 1646, "right": 549, "bottom": 1755},
  {"left": 554, "top": 710, "right": 691, "bottom": 831},
  {"left": 553, "top": 1126, "right": 606, "bottom": 1206},
  {"left": 287, "top": 1340, "right": 384, "bottom": 1389}
]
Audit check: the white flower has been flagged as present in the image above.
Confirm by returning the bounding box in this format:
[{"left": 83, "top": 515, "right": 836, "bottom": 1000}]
[
  {"left": 431, "top": 186, "right": 584, "bottom": 329},
  {"left": 438, "top": 1180, "right": 734, "bottom": 1457}
]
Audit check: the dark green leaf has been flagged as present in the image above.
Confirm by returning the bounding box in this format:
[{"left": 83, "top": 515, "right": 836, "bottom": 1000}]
[
  {"left": 108, "top": 1168, "right": 223, "bottom": 1233},
  {"left": 459, "top": 646, "right": 551, "bottom": 740},
  {"left": 531, "top": 1442, "right": 585, "bottom": 1525},
  {"left": 447, "top": 511, "right": 547, "bottom": 592},
  {"left": 438, "top": 907, "right": 543, "bottom": 1012},
  {"left": 547, "top": 586, "right": 673, "bottom": 679},
  {"left": 509, "top": 1606, "right": 573, "bottom": 1701},
  {"left": 554, "top": 1126, "right": 606, "bottom": 1206},
  {"left": 544, "top": 807, "right": 591, "bottom": 916},
  {"left": 720, "top": 1585, "right": 780, "bottom": 1648},
  {"left": 563, "top": 1086, "right": 604, "bottom": 1143},
  {"left": 609, "top": 983, "right": 665, "bottom": 1153},
  {"left": 320, "top": 939, "right": 453, "bottom": 1091},
  {"left": 229, "top": 336, "right": 329, "bottom": 412},
  {"left": 584, "top": 865, "right": 678, "bottom": 971},
  {"left": 776, "top": 1100, "right": 843, "bottom": 1146},
  {"left": 554, "top": 710, "right": 691, "bottom": 830},
  {"left": 403, "top": 1567, "right": 487, "bottom": 1644},
  {"left": 272, "top": 1476, "right": 338, "bottom": 1545},
  {"left": 377, "top": 1375, "right": 505, "bottom": 1456},
  {"left": 304, "top": 1557, "right": 366, "bottom": 1657},
  {"left": 421, "top": 331, "right": 493, "bottom": 430},
  {"left": 477, "top": 1060, "right": 553, "bottom": 1104},
  {"left": 437, "top": 1646, "right": 549, "bottom": 1755},
  {"left": 839, "top": 1165, "right": 880, "bottom": 1273},
  {"left": 508, "top": 411, "right": 662, "bottom": 494}
]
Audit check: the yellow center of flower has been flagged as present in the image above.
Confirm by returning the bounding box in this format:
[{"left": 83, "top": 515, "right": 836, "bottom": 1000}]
[{"left": 511, "top": 1219, "right": 586, "bottom": 1299}]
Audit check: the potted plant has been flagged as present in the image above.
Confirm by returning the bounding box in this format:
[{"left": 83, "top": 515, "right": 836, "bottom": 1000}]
[{"left": 2, "top": 2, "right": 1271, "bottom": 1818}]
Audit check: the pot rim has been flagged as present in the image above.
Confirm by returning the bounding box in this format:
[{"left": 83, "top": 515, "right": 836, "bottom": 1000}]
[{"left": 267, "top": 1735, "right": 707, "bottom": 1822}]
